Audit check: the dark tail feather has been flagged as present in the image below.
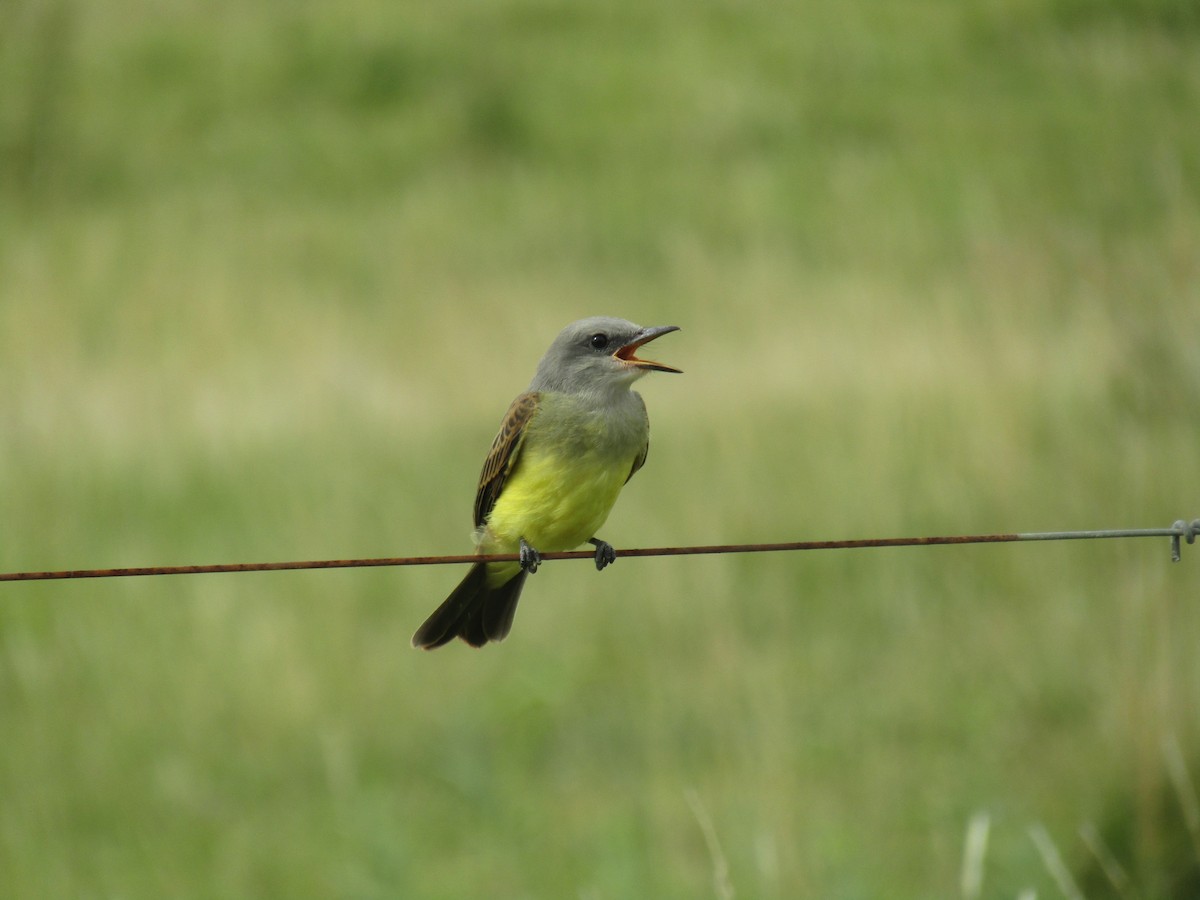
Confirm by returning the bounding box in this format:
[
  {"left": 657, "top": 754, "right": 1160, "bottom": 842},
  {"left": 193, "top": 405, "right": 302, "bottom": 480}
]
[{"left": 411, "top": 563, "right": 529, "bottom": 650}]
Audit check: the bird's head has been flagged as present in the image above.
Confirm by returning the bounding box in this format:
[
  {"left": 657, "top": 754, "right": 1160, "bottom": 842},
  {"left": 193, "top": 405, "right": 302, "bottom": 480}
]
[{"left": 530, "top": 317, "right": 682, "bottom": 394}]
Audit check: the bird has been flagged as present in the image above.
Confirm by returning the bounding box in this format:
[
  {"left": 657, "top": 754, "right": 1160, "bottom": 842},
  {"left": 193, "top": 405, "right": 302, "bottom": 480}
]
[{"left": 411, "top": 316, "right": 681, "bottom": 649}]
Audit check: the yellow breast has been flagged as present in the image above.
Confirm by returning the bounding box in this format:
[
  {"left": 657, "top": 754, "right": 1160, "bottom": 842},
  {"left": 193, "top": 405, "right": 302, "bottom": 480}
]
[{"left": 483, "top": 438, "right": 632, "bottom": 553}]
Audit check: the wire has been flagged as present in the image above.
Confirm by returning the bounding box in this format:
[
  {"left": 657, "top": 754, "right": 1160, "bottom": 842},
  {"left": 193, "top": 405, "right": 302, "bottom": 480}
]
[{"left": 1, "top": 520, "right": 1195, "bottom": 582}]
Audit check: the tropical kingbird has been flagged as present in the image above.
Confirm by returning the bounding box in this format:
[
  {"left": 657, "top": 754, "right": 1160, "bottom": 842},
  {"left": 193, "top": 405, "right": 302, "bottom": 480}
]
[{"left": 412, "top": 316, "right": 681, "bottom": 649}]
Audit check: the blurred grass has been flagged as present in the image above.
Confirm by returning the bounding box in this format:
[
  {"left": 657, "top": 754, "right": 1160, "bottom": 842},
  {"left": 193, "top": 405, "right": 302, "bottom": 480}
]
[{"left": 2, "top": 0, "right": 1199, "bottom": 896}]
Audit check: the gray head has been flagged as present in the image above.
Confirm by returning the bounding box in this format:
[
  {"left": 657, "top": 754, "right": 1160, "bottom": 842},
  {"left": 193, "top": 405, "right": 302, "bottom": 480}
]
[{"left": 529, "top": 317, "right": 681, "bottom": 395}]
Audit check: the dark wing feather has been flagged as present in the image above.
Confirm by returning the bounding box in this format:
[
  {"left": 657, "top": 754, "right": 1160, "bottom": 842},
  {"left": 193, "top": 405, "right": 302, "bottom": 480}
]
[
  {"left": 474, "top": 392, "right": 540, "bottom": 528},
  {"left": 625, "top": 393, "right": 650, "bottom": 484}
]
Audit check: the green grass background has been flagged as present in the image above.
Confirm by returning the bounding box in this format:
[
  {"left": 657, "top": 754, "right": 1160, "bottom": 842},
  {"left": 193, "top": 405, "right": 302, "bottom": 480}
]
[{"left": 2, "top": 0, "right": 1198, "bottom": 896}]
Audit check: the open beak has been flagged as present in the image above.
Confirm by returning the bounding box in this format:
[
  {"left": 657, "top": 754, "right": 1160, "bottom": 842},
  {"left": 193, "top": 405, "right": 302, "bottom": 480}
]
[{"left": 614, "top": 325, "right": 682, "bottom": 374}]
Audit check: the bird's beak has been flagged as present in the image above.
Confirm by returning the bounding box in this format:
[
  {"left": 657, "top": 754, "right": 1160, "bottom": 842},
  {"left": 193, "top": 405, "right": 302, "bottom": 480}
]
[{"left": 614, "top": 325, "right": 682, "bottom": 373}]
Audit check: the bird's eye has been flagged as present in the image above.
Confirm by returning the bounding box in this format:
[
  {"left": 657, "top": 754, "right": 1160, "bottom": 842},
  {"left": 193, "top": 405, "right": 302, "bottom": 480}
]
[{"left": 590, "top": 333, "right": 609, "bottom": 350}]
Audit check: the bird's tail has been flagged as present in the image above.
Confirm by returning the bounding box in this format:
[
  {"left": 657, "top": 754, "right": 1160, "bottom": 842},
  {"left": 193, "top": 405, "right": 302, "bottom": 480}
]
[{"left": 411, "top": 562, "right": 529, "bottom": 649}]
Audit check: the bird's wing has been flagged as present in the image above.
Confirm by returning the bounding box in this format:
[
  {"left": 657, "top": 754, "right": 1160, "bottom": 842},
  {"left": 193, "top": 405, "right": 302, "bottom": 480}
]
[
  {"left": 474, "top": 391, "right": 541, "bottom": 528},
  {"left": 625, "top": 393, "right": 650, "bottom": 484}
]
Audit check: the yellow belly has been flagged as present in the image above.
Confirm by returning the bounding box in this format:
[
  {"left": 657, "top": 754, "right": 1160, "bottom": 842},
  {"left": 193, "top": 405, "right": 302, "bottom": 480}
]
[
  {"left": 473, "top": 387, "right": 649, "bottom": 586},
  {"left": 479, "top": 439, "right": 634, "bottom": 584}
]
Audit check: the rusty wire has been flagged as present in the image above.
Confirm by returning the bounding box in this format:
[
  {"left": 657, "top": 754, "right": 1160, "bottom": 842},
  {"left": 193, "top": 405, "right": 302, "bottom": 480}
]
[{"left": 0, "top": 520, "right": 1195, "bottom": 583}]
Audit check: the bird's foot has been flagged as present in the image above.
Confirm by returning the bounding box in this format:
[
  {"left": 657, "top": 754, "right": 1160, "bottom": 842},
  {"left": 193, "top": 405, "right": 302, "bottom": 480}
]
[
  {"left": 589, "top": 538, "right": 617, "bottom": 571},
  {"left": 519, "top": 538, "right": 541, "bottom": 573}
]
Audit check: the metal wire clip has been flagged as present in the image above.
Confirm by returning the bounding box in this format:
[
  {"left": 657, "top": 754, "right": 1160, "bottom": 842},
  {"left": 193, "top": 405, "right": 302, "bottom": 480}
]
[{"left": 1171, "top": 519, "right": 1200, "bottom": 563}]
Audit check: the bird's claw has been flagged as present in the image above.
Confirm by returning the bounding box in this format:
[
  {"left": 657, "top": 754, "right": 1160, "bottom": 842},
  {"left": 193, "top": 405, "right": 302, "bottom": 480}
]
[
  {"left": 589, "top": 538, "right": 616, "bottom": 571},
  {"left": 519, "top": 538, "right": 541, "bottom": 573}
]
